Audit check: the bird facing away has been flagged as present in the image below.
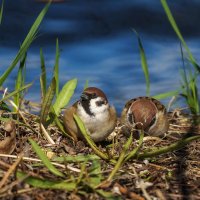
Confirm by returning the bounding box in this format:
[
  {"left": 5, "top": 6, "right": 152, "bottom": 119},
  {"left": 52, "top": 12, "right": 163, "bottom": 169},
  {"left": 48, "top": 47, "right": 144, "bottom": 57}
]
[
  {"left": 120, "top": 97, "right": 169, "bottom": 137},
  {"left": 63, "top": 87, "right": 117, "bottom": 142}
]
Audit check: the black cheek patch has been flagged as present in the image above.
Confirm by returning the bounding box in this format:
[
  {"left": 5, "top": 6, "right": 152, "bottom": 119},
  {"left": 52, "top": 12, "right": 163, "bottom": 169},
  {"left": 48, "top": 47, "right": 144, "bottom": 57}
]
[
  {"left": 96, "top": 100, "right": 105, "bottom": 106},
  {"left": 128, "top": 113, "right": 134, "bottom": 124},
  {"left": 149, "top": 116, "right": 156, "bottom": 127},
  {"left": 81, "top": 101, "right": 94, "bottom": 116}
]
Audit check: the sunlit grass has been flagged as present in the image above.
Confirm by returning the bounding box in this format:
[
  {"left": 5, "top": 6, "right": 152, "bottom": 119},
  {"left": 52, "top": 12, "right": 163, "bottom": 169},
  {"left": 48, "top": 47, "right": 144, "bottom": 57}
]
[
  {"left": 0, "top": 0, "right": 4, "bottom": 24},
  {"left": 0, "top": 0, "right": 200, "bottom": 198},
  {"left": 0, "top": 2, "right": 51, "bottom": 86}
]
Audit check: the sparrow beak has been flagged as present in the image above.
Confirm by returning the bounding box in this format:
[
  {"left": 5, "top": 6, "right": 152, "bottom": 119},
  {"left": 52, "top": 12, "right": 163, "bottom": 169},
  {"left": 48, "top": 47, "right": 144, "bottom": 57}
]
[{"left": 80, "top": 93, "right": 89, "bottom": 101}]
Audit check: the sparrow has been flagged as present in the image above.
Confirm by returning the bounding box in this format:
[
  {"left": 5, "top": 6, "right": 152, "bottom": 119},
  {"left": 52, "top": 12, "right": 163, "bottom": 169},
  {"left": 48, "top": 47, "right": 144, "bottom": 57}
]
[
  {"left": 63, "top": 87, "right": 117, "bottom": 142},
  {"left": 120, "top": 97, "right": 169, "bottom": 137}
]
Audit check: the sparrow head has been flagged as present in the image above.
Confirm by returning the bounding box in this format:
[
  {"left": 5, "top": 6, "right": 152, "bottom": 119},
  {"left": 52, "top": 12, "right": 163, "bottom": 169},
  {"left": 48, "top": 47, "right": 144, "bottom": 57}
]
[
  {"left": 79, "top": 87, "right": 109, "bottom": 116},
  {"left": 127, "top": 97, "right": 157, "bottom": 130},
  {"left": 123, "top": 97, "right": 169, "bottom": 136}
]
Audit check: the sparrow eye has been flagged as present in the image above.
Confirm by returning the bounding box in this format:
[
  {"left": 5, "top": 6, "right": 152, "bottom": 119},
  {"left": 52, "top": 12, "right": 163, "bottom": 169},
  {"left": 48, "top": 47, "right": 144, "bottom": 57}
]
[
  {"left": 92, "top": 93, "right": 97, "bottom": 98},
  {"left": 96, "top": 100, "right": 105, "bottom": 106}
]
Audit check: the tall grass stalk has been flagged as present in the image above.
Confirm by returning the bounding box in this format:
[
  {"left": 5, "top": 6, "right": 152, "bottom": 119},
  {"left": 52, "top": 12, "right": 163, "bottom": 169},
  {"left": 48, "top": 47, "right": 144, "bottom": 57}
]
[
  {"left": 54, "top": 38, "right": 60, "bottom": 97},
  {"left": 40, "top": 48, "right": 47, "bottom": 100},
  {"left": 0, "top": 2, "right": 51, "bottom": 86},
  {"left": 134, "top": 30, "right": 150, "bottom": 96},
  {"left": 161, "top": 0, "right": 200, "bottom": 73},
  {"left": 14, "top": 53, "right": 27, "bottom": 111},
  {"left": 0, "top": 0, "right": 4, "bottom": 24}
]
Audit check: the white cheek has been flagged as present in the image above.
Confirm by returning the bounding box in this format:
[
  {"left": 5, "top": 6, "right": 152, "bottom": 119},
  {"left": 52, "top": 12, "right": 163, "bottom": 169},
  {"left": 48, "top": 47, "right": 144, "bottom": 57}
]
[
  {"left": 127, "top": 107, "right": 134, "bottom": 125},
  {"left": 90, "top": 97, "right": 108, "bottom": 114}
]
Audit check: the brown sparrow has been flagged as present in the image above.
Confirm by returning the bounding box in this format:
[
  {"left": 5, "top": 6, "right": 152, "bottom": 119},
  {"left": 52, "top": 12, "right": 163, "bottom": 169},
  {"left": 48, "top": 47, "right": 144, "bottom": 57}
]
[
  {"left": 63, "top": 87, "right": 117, "bottom": 142},
  {"left": 120, "top": 97, "right": 169, "bottom": 137}
]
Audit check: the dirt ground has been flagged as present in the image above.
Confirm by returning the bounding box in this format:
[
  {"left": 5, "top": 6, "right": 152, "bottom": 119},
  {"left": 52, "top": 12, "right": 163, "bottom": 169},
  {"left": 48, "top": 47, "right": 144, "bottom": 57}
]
[{"left": 0, "top": 110, "right": 199, "bottom": 200}]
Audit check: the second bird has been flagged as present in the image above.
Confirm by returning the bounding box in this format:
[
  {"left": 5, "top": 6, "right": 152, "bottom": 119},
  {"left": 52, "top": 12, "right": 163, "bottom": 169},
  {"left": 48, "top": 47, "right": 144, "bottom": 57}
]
[{"left": 120, "top": 97, "right": 169, "bottom": 137}]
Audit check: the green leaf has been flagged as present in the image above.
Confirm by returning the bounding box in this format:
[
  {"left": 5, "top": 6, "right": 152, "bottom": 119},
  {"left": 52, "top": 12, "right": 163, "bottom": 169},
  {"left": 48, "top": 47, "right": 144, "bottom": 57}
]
[
  {"left": 88, "top": 160, "right": 102, "bottom": 187},
  {"left": 17, "top": 171, "right": 75, "bottom": 190},
  {"left": 40, "top": 48, "right": 47, "bottom": 99},
  {"left": 133, "top": 29, "right": 150, "bottom": 96},
  {"left": 160, "top": 0, "right": 200, "bottom": 73},
  {"left": 14, "top": 53, "right": 27, "bottom": 111},
  {"left": 84, "top": 80, "right": 89, "bottom": 90},
  {"left": 73, "top": 114, "right": 110, "bottom": 161},
  {"left": 52, "top": 154, "right": 100, "bottom": 163},
  {"left": 29, "top": 138, "right": 64, "bottom": 177},
  {"left": 0, "top": 0, "right": 4, "bottom": 24},
  {"left": 53, "top": 78, "right": 77, "bottom": 116},
  {"left": 40, "top": 77, "right": 56, "bottom": 124},
  {"left": 54, "top": 38, "right": 60, "bottom": 97},
  {"left": 0, "top": 83, "right": 32, "bottom": 103},
  {"left": 153, "top": 90, "right": 179, "bottom": 100},
  {"left": 0, "top": 2, "right": 51, "bottom": 86}
]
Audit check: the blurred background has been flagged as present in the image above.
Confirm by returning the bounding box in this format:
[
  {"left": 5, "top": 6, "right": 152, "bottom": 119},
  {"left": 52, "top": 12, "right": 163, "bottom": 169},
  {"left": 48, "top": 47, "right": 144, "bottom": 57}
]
[{"left": 0, "top": 0, "right": 200, "bottom": 113}]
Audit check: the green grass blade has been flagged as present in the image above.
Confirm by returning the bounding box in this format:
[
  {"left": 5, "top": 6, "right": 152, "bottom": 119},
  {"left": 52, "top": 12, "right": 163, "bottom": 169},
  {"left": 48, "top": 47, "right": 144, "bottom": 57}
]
[
  {"left": 125, "top": 130, "right": 144, "bottom": 161},
  {"left": 137, "top": 135, "right": 200, "bottom": 159},
  {"left": 107, "top": 134, "right": 132, "bottom": 181},
  {"left": 0, "top": 83, "right": 32, "bottom": 103},
  {"left": 73, "top": 114, "right": 109, "bottom": 161},
  {"left": 40, "top": 48, "right": 47, "bottom": 99},
  {"left": 153, "top": 90, "right": 179, "bottom": 100},
  {"left": 52, "top": 154, "right": 100, "bottom": 163},
  {"left": 54, "top": 38, "right": 60, "bottom": 97},
  {"left": 160, "top": 0, "right": 200, "bottom": 72},
  {"left": 0, "top": 0, "right": 4, "bottom": 24},
  {"left": 40, "top": 77, "right": 56, "bottom": 124},
  {"left": 0, "top": 2, "right": 51, "bottom": 86},
  {"left": 53, "top": 78, "right": 77, "bottom": 116},
  {"left": 88, "top": 160, "right": 103, "bottom": 187},
  {"left": 14, "top": 53, "right": 27, "bottom": 111},
  {"left": 180, "top": 43, "right": 189, "bottom": 95},
  {"left": 17, "top": 171, "right": 75, "bottom": 190},
  {"left": 29, "top": 138, "right": 64, "bottom": 177},
  {"left": 84, "top": 80, "right": 89, "bottom": 90},
  {"left": 133, "top": 29, "right": 150, "bottom": 96}
]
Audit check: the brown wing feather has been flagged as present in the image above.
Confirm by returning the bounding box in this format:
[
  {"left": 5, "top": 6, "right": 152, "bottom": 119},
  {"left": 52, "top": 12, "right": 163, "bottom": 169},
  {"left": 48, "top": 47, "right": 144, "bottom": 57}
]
[{"left": 63, "top": 102, "right": 79, "bottom": 141}]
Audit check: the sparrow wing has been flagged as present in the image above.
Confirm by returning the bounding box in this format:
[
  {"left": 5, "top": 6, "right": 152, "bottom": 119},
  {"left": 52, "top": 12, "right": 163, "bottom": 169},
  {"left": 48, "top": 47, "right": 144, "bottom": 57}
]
[{"left": 63, "top": 102, "right": 79, "bottom": 141}]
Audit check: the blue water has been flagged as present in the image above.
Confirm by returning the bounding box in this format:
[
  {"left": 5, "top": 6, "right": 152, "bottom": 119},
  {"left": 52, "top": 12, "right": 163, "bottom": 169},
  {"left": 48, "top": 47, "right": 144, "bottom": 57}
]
[{"left": 0, "top": 0, "right": 200, "bottom": 114}]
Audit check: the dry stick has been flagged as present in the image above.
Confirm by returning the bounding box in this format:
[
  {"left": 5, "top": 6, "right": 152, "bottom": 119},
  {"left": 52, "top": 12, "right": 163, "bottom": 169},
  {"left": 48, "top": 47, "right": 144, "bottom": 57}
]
[
  {"left": 0, "top": 160, "right": 11, "bottom": 169},
  {"left": 40, "top": 123, "right": 55, "bottom": 145},
  {"left": 132, "top": 167, "right": 152, "bottom": 200},
  {"left": 0, "top": 153, "right": 23, "bottom": 188},
  {"left": 0, "top": 178, "right": 25, "bottom": 195},
  {"left": 0, "top": 154, "right": 80, "bottom": 172},
  {"left": 137, "top": 135, "right": 200, "bottom": 159}
]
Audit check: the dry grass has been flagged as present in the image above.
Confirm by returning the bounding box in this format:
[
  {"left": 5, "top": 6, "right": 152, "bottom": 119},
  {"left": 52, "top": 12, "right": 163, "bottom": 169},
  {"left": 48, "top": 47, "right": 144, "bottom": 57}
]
[{"left": 0, "top": 109, "right": 200, "bottom": 200}]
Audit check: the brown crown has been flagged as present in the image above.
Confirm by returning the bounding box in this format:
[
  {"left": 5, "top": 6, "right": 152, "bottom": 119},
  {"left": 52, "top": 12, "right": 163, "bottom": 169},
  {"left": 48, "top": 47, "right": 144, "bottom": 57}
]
[
  {"left": 127, "top": 97, "right": 166, "bottom": 130},
  {"left": 83, "top": 87, "right": 108, "bottom": 102}
]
